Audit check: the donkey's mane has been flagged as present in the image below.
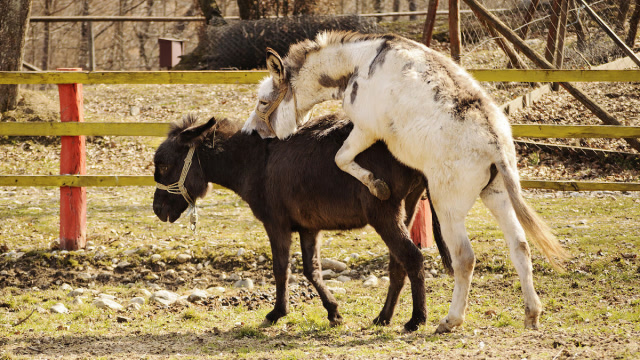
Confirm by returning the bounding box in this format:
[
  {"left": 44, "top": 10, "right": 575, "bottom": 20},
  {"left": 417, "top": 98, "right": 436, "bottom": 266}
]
[
  {"left": 285, "top": 31, "right": 395, "bottom": 75},
  {"left": 168, "top": 114, "right": 240, "bottom": 142},
  {"left": 168, "top": 114, "right": 200, "bottom": 138}
]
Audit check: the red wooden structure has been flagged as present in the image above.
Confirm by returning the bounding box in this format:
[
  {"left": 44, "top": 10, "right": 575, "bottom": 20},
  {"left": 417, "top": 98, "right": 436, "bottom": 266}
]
[
  {"left": 411, "top": 199, "right": 434, "bottom": 248},
  {"left": 58, "top": 68, "right": 86, "bottom": 250}
]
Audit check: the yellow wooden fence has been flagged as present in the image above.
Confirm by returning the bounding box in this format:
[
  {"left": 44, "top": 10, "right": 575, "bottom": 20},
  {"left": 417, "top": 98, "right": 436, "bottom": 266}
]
[{"left": 1, "top": 70, "right": 639, "bottom": 192}]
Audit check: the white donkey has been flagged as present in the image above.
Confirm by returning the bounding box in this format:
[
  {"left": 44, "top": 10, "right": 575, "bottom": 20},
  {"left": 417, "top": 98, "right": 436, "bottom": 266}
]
[{"left": 242, "top": 31, "right": 567, "bottom": 333}]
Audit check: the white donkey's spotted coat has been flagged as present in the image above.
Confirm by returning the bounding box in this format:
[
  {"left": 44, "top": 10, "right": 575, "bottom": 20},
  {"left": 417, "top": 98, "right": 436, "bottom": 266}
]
[{"left": 243, "top": 31, "right": 568, "bottom": 333}]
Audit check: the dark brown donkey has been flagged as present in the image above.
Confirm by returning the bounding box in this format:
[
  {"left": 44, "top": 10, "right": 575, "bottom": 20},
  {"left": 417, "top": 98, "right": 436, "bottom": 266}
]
[{"left": 152, "top": 113, "right": 450, "bottom": 332}]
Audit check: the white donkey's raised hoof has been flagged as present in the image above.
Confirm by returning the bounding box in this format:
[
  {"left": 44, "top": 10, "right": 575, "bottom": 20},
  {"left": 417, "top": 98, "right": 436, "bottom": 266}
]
[{"left": 242, "top": 31, "right": 569, "bottom": 333}]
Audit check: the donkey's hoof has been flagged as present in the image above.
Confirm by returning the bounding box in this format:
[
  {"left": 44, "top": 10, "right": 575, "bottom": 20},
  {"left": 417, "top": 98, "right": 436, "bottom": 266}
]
[
  {"left": 524, "top": 317, "right": 539, "bottom": 330},
  {"left": 403, "top": 317, "right": 425, "bottom": 332},
  {"left": 372, "top": 316, "right": 391, "bottom": 326},
  {"left": 371, "top": 179, "right": 391, "bottom": 200},
  {"left": 260, "top": 318, "right": 277, "bottom": 328},
  {"left": 434, "top": 323, "right": 453, "bottom": 334},
  {"left": 329, "top": 318, "right": 343, "bottom": 328}
]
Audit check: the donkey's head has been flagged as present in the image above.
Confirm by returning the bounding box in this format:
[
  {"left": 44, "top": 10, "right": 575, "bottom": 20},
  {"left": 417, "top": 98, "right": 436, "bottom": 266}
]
[
  {"left": 153, "top": 115, "right": 217, "bottom": 224},
  {"left": 242, "top": 48, "right": 311, "bottom": 139}
]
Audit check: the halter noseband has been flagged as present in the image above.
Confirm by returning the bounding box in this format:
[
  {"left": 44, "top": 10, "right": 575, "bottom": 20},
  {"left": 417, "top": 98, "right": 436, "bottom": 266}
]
[
  {"left": 255, "top": 83, "right": 289, "bottom": 136},
  {"left": 156, "top": 146, "right": 199, "bottom": 231}
]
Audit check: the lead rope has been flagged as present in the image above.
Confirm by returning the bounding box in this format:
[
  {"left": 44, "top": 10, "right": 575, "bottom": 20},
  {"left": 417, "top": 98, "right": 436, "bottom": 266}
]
[{"left": 156, "top": 146, "right": 199, "bottom": 232}]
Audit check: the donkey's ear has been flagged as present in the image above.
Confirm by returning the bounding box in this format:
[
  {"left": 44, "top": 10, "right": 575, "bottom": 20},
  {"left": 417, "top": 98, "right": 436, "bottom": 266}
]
[
  {"left": 266, "top": 48, "right": 286, "bottom": 87},
  {"left": 178, "top": 117, "right": 217, "bottom": 145}
]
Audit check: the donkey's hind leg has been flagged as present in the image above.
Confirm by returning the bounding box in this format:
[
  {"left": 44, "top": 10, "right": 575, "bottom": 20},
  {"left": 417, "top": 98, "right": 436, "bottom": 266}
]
[
  {"left": 299, "top": 229, "right": 343, "bottom": 326},
  {"left": 373, "top": 255, "right": 407, "bottom": 326},
  {"left": 371, "top": 218, "right": 426, "bottom": 332},
  {"left": 335, "top": 126, "right": 390, "bottom": 200},
  {"left": 480, "top": 175, "right": 542, "bottom": 329},
  {"left": 428, "top": 177, "right": 484, "bottom": 333}
]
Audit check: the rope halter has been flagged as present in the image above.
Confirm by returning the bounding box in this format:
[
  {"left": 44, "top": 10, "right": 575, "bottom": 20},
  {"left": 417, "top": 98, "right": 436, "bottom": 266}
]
[
  {"left": 256, "top": 83, "right": 288, "bottom": 136},
  {"left": 156, "top": 146, "right": 199, "bottom": 232}
]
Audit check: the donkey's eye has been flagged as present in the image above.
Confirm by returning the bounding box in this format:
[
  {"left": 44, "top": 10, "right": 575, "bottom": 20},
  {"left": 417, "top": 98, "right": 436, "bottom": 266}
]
[
  {"left": 157, "top": 165, "right": 169, "bottom": 174},
  {"left": 259, "top": 100, "right": 268, "bottom": 106}
]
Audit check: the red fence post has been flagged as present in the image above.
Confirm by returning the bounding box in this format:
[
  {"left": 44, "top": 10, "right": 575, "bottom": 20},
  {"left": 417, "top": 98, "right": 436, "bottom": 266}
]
[
  {"left": 410, "top": 199, "right": 434, "bottom": 249},
  {"left": 58, "top": 68, "right": 86, "bottom": 250}
]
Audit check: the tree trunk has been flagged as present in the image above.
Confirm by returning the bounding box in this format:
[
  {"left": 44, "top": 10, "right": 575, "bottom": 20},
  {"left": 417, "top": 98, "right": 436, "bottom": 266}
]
[
  {"left": 137, "top": 0, "right": 154, "bottom": 70},
  {"left": 237, "top": 0, "right": 260, "bottom": 19},
  {"left": 79, "top": 0, "right": 90, "bottom": 69},
  {"left": 198, "top": 0, "right": 226, "bottom": 25},
  {"left": 393, "top": 0, "right": 400, "bottom": 21},
  {"left": 41, "top": 0, "right": 53, "bottom": 71},
  {"left": 627, "top": 0, "right": 640, "bottom": 47},
  {"left": 618, "top": 0, "right": 631, "bottom": 31},
  {"left": 0, "top": 0, "right": 33, "bottom": 113},
  {"left": 571, "top": 0, "right": 588, "bottom": 50},
  {"left": 293, "top": 0, "right": 312, "bottom": 15},
  {"left": 409, "top": 0, "right": 417, "bottom": 20}
]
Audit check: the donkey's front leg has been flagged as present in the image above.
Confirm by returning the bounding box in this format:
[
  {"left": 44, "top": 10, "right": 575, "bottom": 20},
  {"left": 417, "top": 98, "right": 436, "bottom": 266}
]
[
  {"left": 299, "top": 229, "right": 343, "bottom": 326},
  {"left": 263, "top": 226, "right": 293, "bottom": 326},
  {"left": 335, "top": 126, "right": 390, "bottom": 200}
]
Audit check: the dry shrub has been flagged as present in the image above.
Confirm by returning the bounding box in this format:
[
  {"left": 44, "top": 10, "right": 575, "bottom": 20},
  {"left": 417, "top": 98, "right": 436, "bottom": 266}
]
[{"left": 177, "top": 15, "right": 378, "bottom": 70}]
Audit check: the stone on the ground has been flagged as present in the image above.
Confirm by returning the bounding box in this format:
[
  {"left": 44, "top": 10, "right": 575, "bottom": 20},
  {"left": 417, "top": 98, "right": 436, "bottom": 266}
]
[
  {"left": 236, "top": 248, "right": 246, "bottom": 256},
  {"left": 258, "top": 255, "right": 266, "bottom": 263},
  {"left": 380, "top": 276, "right": 390, "bottom": 283},
  {"left": 60, "top": 283, "right": 73, "bottom": 291},
  {"left": 430, "top": 269, "right": 438, "bottom": 276},
  {"left": 188, "top": 289, "right": 208, "bottom": 303},
  {"left": 117, "top": 315, "right": 131, "bottom": 323},
  {"left": 77, "top": 272, "right": 92, "bottom": 280},
  {"left": 228, "top": 273, "right": 241, "bottom": 281},
  {"left": 150, "top": 290, "right": 179, "bottom": 306},
  {"left": 138, "top": 289, "right": 152, "bottom": 297},
  {"left": 321, "top": 258, "right": 347, "bottom": 272},
  {"left": 67, "top": 288, "right": 85, "bottom": 297},
  {"left": 98, "top": 293, "right": 116, "bottom": 301},
  {"left": 127, "top": 303, "right": 142, "bottom": 311},
  {"left": 336, "top": 275, "right": 351, "bottom": 283},
  {"left": 321, "top": 269, "right": 336, "bottom": 280},
  {"left": 129, "top": 105, "right": 140, "bottom": 116},
  {"left": 150, "top": 254, "right": 162, "bottom": 262},
  {"left": 363, "top": 275, "right": 379, "bottom": 288},
  {"left": 129, "top": 297, "right": 146, "bottom": 306},
  {"left": 233, "top": 279, "right": 254, "bottom": 289},
  {"left": 93, "top": 298, "right": 123, "bottom": 310},
  {"left": 50, "top": 303, "right": 69, "bottom": 314},
  {"left": 71, "top": 297, "right": 83, "bottom": 306},
  {"left": 176, "top": 254, "right": 192, "bottom": 263},
  {"left": 208, "top": 286, "right": 225, "bottom": 294},
  {"left": 328, "top": 287, "right": 346, "bottom": 295},
  {"left": 164, "top": 269, "right": 176, "bottom": 277}
]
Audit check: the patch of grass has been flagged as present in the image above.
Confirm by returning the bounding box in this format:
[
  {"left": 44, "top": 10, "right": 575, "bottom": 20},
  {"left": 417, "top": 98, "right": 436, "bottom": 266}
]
[
  {"left": 234, "top": 325, "right": 266, "bottom": 339},
  {"left": 493, "top": 312, "right": 517, "bottom": 328},
  {"left": 182, "top": 308, "right": 202, "bottom": 322}
]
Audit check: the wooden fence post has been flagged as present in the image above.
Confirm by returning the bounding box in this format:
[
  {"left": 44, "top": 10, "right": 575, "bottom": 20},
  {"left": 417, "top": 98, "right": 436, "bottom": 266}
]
[
  {"left": 58, "top": 68, "right": 86, "bottom": 250},
  {"left": 411, "top": 199, "right": 434, "bottom": 248}
]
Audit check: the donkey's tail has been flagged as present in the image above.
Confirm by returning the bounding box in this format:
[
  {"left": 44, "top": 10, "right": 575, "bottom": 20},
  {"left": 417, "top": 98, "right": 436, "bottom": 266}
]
[{"left": 496, "top": 161, "right": 569, "bottom": 271}]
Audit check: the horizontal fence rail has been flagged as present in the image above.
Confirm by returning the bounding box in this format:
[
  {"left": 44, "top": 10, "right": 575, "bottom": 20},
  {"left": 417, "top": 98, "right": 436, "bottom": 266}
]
[
  {"left": 2, "top": 70, "right": 640, "bottom": 84},
  {"left": 1, "top": 176, "right": 638, "bottom": 191},
  {"left": 1, "top": 123, "right": 639, "bottom": 189},
  {"left": 2, "top": 122, "right": 640, "bottom": 138}
]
